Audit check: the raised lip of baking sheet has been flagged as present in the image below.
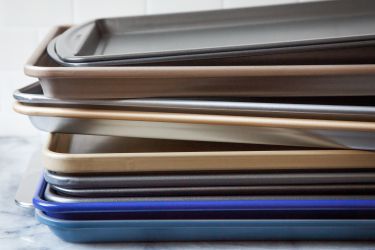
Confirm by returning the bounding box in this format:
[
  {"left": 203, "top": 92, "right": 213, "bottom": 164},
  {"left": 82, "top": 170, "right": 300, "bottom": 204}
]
[
  {"left": 12, "top": 82, "right": 375, "bottom": 121},
  {"left": 53, "top": 0, "right": 375, "bottom": 64}
]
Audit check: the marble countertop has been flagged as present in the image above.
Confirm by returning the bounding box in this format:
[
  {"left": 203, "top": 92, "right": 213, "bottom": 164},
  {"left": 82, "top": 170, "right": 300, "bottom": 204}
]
[{"left": 1, "top": 136, "right": 374, "bottom": 250}]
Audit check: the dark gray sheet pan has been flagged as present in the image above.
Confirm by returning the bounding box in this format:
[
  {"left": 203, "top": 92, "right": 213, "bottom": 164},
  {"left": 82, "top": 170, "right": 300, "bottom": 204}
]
[
  {"left": 44, "top": 170, "right": 375, "bottom": 189},
  {"left": 49, "top": 36, "right": 375, "bottom": 66},
  {"left": 24, "top": 26, "right": 375, "bottom": 99},
  {"left": 13, "top": 82, "right": 375, "bottom": 121},
  {"left": 52, "top": 0, "right": 375, "bottom": 66},
  {"left": 50, "top": 184, "right": 375, "bottom": 198}
]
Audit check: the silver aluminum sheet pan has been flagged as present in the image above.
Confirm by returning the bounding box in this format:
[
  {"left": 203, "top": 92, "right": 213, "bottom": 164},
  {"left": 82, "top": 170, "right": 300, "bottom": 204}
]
[
  {"left": 44, "top": 170, "right": 375, "bottom": 189},
  {"left": 52, "top": 0, "right": 375, "bottom": 66},
  {"left": 27, "top": 116, "right": 375, "bottom": 149},
  {"left": 13, "top": 82, "right": 375, "bottom": 121},
  {"left": 50, "top": 184, "right": 375, "bottom": 198},
  {"left": 14, "top": 102, "right": 375, "bottom": 150}
]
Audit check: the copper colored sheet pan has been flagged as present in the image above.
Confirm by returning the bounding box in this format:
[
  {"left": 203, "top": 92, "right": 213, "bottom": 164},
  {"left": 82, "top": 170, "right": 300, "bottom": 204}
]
[
  {"left": 41, "top": 133, "right": 375, "bottom": 174},
  {"left": 25, "top": 26, "right": 375, "bottom": 99},
  {"left": 14, "top": 102, "right": 375, "bottom": 150}
]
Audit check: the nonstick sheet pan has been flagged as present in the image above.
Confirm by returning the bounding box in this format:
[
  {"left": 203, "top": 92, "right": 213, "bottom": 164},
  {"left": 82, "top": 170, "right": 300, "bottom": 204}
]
[
  {"left": 25, "top": 26, "right": 375, "bottom": 99},
  {"left": 51, "top": 0, "right": 375, "bottom": 66}
]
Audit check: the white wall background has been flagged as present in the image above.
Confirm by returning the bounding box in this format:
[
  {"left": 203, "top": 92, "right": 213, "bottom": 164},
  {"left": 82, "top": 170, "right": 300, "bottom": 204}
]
[{"left": 0, "top": 0, "right": 320, "bottom": 136}]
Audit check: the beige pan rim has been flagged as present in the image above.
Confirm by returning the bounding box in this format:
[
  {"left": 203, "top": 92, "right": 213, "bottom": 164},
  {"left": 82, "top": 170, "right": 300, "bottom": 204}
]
[
  {"left": 14, "top": 102, "right": 375, "bottom": 132},
  {"left": 43, "top": 134, "right": 375, "bottom": 174},
  {"left": 24, "top": 26, "right": 375, "bottom": 79}
]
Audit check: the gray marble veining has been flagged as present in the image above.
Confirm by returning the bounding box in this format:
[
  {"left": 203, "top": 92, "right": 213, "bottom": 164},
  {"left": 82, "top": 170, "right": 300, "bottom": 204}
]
[{"left": 0, "top": 136, "right": 374, "bottom": 249}]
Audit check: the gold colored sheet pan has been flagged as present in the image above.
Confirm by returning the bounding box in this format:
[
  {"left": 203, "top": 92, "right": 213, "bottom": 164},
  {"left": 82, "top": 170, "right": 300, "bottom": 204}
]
[{"left": 43, "top": 133, "right": 375, "bottom": 174}]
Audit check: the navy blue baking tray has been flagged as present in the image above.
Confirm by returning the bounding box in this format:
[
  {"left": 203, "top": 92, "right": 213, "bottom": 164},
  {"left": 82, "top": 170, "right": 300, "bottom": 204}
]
[{"left": 36, "top": 210, "right": 375, "bottom": 242}]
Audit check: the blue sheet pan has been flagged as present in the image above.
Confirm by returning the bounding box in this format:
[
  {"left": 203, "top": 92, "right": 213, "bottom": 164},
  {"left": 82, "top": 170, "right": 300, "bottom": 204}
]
[
  {"left": 40, "top": 210, "right": 375, "bottom": 220},
  {"left": 34, "top": 179, "right": 375, "bottom": 220},
  {"left": 36, "top": 210, "right": 375, "bottom": 242}
]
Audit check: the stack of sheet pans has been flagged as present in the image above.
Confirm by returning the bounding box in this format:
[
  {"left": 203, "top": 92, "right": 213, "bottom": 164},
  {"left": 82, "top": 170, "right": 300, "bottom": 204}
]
[{"left": 14, "top": 0, "right": 375, "bottom": 242}]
